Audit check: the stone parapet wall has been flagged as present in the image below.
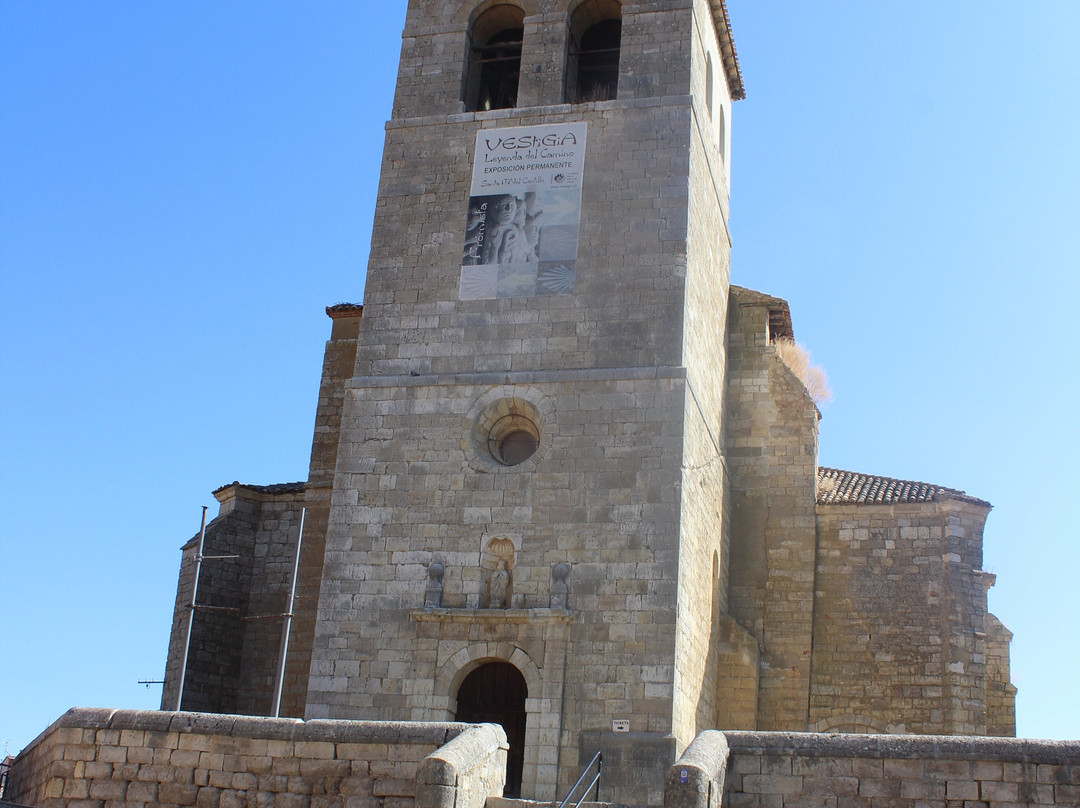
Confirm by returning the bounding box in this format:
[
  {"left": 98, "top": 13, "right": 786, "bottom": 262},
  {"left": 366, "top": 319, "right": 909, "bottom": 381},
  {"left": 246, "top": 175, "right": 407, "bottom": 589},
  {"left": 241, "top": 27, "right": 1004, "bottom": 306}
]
[
  {"left": 6, "top": 708, "right": 506, "bottom": 808},
  {"left": 666, "top": 730, "right": 1080, "bottom": 808}
]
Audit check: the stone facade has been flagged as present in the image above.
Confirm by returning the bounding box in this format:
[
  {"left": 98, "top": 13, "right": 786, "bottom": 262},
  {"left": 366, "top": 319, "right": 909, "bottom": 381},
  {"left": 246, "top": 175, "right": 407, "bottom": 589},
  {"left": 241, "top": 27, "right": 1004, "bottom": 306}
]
[
  {"left": 146, "top": 1, "right": 1017, "bottom": 804},
  {"left": 295, "top": 1, "right": 744, "bottom": 803},
  {"left": 811, "top": 499, "right": 995, "bottom": 735},
  {"left": 161, "top": 483, "right": 306, "bottom": 717},
  {"left": 8, "top": 712, "right": 1074, "bottom": 808},
  {"left": 724, "top": 288, "right": 820, "bottom": 732}
]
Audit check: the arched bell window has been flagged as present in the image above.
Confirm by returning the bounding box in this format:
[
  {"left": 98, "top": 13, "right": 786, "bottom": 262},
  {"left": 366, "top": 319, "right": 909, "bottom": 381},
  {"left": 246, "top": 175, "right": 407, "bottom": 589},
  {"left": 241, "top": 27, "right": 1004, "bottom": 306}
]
[
  {"left": 566, "top": 0, "right": 621, "bottom": 103},
  {"left": 464, "top": 5, "right": 525, "bottom": 112}
]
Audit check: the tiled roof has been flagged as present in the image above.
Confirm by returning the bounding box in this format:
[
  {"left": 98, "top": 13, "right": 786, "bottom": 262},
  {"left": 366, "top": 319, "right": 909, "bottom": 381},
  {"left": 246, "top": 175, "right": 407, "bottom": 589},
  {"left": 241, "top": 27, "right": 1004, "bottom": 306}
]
[
  {"left": 816, "top": 467, "right": 990, "bottom": 508},
  {"left": 211, "top": 481, "right": 306, "bottom": 496},
  {"left": 709, "top": 0, "right": 746, "bottom": 101},
  {"left": 326, "top": 303, "right": 363, "bottom": 318}
]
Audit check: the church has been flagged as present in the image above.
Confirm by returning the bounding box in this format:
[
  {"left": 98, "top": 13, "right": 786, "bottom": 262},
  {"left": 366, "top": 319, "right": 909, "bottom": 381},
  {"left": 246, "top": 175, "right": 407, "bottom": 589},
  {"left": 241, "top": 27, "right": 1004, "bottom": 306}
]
[{"left": 156, "top": 0, "right": 1014, "bottom": 803}]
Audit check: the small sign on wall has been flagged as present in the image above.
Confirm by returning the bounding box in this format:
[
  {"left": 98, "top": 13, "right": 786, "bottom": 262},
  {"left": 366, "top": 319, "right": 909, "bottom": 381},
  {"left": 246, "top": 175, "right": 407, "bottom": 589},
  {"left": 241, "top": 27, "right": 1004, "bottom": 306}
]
[{"left": 612, "top": 720, "right": 629, "bottom": 733}]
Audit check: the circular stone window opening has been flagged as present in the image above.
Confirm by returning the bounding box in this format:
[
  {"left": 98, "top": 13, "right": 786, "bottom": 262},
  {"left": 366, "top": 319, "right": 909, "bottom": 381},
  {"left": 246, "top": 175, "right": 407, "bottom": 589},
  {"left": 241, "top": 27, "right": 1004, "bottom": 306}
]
[
  {"left": 469, "top": 395, "right": 546, "bottom": 469},
  {"left": 487, "top": 414, "right": 540, "bottom": 466}
]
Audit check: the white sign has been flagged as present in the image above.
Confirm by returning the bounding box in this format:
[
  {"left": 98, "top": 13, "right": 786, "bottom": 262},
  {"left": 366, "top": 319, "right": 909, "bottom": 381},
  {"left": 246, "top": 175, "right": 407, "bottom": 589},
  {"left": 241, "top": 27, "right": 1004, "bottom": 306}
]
[{"left": 612, "top": 720, "right": 629, "bottom": 733}]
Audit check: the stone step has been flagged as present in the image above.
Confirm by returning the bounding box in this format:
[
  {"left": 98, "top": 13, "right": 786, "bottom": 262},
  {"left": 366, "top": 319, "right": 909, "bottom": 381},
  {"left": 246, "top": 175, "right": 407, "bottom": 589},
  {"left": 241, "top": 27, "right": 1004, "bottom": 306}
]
[{"left": 486, "top": 798, "right": 649, "bottom": 808}]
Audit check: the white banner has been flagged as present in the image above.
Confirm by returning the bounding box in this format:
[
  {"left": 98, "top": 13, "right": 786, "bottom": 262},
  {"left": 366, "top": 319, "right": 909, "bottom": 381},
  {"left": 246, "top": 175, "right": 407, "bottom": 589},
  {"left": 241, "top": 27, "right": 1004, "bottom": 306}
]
[{"left": 460, "top": 123, "right": 587, "bottom": 300}]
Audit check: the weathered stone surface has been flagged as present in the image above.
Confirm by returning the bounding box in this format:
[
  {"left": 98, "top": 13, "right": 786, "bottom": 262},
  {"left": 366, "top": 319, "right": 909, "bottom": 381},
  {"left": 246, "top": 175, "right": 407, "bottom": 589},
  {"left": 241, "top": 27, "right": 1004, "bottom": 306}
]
[
  {"left": 714, "top": 732, "right": 1080, "bottom": 808},
  {"left": 5, "top": 709, "right": 499, "bottom": 808},
  {"left": 140, "top": 0, "right": 1016, "bottom": 804}
]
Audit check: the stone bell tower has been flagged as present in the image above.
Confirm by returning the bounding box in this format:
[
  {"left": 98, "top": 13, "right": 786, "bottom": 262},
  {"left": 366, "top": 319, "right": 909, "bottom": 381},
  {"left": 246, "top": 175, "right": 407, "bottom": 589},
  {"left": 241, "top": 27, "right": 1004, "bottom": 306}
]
[{"left": 304, "top": 0, "right": 744, "bottom": 803}]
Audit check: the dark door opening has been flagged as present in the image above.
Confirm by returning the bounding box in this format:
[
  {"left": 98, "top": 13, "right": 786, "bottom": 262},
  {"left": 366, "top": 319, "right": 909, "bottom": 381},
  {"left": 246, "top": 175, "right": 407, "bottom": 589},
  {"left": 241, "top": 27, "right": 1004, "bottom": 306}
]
[{"left": 455, "top": 662, "right": 527, "bottom": 797}]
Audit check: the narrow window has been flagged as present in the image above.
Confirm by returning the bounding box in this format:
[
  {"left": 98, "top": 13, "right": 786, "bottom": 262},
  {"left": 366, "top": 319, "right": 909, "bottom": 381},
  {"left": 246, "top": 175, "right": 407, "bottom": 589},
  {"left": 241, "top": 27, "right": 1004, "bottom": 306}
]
[
  {"left": 718, "top": 104, "right": 727, "bottom": 162},
  {"left": 566, "top": 0, "right": 621, "bottom": 103},
  {"left": 705, "top": 52, "right": 714, "bottom": 117},
  {"left": 464, "top": 5, "right": 525, "bottom": 112}
]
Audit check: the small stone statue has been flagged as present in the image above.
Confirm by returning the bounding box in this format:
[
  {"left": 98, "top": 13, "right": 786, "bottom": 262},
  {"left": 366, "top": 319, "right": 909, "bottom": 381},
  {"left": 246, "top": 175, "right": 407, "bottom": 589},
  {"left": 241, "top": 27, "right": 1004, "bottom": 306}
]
[
  {"left": 424, "top": 562, "right": 444, "bottom": 608},
  {"left": 550, "top": 562, "right": 570, "bottom": 609},
  {"left": 489, "top": 560, "right": 510, "bottom": 609}
]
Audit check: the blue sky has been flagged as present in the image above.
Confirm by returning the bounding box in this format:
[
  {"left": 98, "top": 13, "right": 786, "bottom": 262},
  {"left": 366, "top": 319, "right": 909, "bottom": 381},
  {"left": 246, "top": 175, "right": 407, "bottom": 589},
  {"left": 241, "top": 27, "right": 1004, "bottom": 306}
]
[{"left": 1, "top": 1, "right": 1077, "bottom": 754}]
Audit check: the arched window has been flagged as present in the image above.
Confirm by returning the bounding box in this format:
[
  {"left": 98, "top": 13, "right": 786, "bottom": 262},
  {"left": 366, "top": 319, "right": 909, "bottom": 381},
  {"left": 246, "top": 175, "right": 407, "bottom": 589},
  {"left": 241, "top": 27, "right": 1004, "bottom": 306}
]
[
  {"left": 464, "top": 5, "right": 525, "bottom": 112},
  {"left": 566, "top": 0, "right": 621, "bottom": 103}
]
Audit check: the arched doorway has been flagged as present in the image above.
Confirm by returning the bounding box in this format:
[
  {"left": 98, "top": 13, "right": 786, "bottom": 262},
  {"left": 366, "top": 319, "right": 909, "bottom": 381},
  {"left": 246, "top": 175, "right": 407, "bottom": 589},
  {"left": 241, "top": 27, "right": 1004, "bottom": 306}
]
[{"left": 455, "top": 661, "right": 527, "bottom": 797}]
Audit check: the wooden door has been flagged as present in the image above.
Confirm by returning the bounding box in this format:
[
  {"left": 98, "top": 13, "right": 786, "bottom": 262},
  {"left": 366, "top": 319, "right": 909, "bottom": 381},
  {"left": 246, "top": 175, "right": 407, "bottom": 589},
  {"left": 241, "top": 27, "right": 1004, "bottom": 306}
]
[{"left": 455, "top": 662, "right": 527, "bottom": 796}]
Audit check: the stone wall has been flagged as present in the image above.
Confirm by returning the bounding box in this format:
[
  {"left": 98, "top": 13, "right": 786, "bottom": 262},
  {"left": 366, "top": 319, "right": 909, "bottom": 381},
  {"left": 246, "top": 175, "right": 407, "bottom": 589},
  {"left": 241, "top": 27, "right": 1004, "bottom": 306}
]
[
  {"left": 390, "top": 0, "right": 734, "bottom": 119},
  {"left": 673, "top": 0, "right": 736, "bottom": 748},
  {"left": 6, "top": 708, "right": 506, "bottom": 808},
  {"left": 811, "top": 501, "right": 994, "bottom": 735},
  {"left": 724, "top": 288, "right": 820, "bottom": 731},
  {"left": 308, "top": 0, "right": 739, "bottom": 801},
  {"left": 161, "top": 496, "right": 257, "bottom": 714},
  {"left": 308, "top": 371, "right": 687, "bottom": 803},
  {"left": 667, "top": 730, "right": 1080, "bottom": 808},
  {"left": 236, "top": 493, "right": 308, "bottom": 717},
  {"left": 283, "top": 305, "right": 365, "bottom": 718},
  {"left": 161, "top": 484, "right": 306, "bottom": 717},
  {"left": 985, "top": 614, "right": 1017, "bottom": 737}
]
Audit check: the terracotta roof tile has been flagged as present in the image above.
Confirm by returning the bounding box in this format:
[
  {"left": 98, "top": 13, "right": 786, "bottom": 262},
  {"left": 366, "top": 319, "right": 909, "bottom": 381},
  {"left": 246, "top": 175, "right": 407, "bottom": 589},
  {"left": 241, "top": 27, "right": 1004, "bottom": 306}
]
[
  {"left": 326, "top": 303, "right": 363, "bottom": 318},
  {"left": 816, "top": 467, "right": 990, "bottom": 508},
  {"left": 211, "top": 481, "right": 306, "bottom": 496},
  {"left": 709, "top": 0, "right": 746, "bottom": 100}
]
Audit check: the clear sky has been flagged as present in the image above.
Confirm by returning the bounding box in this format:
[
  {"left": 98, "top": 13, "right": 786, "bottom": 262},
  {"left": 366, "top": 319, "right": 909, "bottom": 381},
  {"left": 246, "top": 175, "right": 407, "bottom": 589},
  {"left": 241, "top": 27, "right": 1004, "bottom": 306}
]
[{"left": 2, "top": 1, "right": 1077, "bottom": 755}]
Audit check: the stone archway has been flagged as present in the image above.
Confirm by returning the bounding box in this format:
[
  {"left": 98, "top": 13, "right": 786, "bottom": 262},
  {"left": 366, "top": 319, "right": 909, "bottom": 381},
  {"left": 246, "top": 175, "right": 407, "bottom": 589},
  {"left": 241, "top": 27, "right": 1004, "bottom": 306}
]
[{"left": 455, "top": 661, "right": 528, "bottom": 797}]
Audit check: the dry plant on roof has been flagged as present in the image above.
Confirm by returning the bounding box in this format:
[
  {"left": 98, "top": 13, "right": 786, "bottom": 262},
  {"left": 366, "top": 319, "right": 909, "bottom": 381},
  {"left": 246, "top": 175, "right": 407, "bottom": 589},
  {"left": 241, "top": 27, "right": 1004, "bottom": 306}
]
[{"left": 774, "top": 338, "right": 832, "bottom": 405}]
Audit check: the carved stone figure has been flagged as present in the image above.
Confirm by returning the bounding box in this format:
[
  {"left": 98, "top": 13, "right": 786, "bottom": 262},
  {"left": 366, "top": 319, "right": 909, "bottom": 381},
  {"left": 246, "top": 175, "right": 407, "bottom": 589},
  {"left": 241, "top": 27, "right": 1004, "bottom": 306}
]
[
  {"left": 550, "top": 562, "right": 570, "bottom": 609},
  {"left": 424, "top": 562, "right": 444, "bottom": 608},
  {"left": 489, "top": 560, "right": 510, "bottom": 608}
]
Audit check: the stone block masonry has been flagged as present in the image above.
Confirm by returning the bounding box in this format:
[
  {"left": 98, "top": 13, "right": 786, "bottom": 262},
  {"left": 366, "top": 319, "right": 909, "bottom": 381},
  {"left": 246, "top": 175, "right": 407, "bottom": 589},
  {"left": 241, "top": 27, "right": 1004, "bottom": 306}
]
[
  {"left": 160, "top": 483, "right": 307, "bottom": 717},
  {"left": 668, "top": 730, "right": 1080, "bottom": 808},
  {"left": 14, "top": 714, "right": 1075, "bottom": 808},
  {"left": 811, "top": 501, "right": 1000, "bottom": 736},
  {"left": 149, "top": 0, "right": 1019, "bottom": 802},
  {"left": 6, "top": 708, "right": 506, "bottom": 808}
]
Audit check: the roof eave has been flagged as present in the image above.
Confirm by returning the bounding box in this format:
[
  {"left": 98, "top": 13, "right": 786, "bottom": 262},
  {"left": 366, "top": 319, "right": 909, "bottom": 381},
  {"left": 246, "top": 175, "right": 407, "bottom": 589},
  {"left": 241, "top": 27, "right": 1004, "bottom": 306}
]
[{"left": 709, "top": 0, "right": 746, "bottom": 101}]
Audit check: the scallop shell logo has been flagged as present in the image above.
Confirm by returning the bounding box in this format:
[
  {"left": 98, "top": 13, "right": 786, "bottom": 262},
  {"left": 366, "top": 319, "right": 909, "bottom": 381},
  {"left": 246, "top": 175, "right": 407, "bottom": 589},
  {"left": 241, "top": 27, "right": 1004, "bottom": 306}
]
[
  {"left": 537, "top": 264, "right": 575, "bottom": 294},
  {"left": 459, "top": 266, "right": 498, "bottom": 300}
]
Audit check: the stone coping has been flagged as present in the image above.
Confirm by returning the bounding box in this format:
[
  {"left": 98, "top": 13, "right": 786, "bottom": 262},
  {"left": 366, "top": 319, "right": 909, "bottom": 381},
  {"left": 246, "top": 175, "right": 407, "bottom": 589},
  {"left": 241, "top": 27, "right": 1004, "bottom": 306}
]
[
  {"left": 722, "top": 731, "right": 1080, "bottom": 765},
  {"left": 385, "top": 95, "right": 694, "bottom": 130},
  {"left": 22, "top": 707, "right": 473, "bottom": 754},
  {"left": 347, "top": 365, "right": 688, "bottom": 390},
  {"left": 411, "top": 607, "right": 576, "bottom": 625}
]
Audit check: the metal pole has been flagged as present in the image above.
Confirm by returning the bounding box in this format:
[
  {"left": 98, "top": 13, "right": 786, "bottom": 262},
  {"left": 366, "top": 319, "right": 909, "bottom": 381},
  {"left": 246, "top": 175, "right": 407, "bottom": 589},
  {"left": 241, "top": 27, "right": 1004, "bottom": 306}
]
[
  {"left": 174, "top": 506, "right": 208, "bottom": 711},
  {"left": 271, "top": 506, "right": 305, "bottom": 718}
]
